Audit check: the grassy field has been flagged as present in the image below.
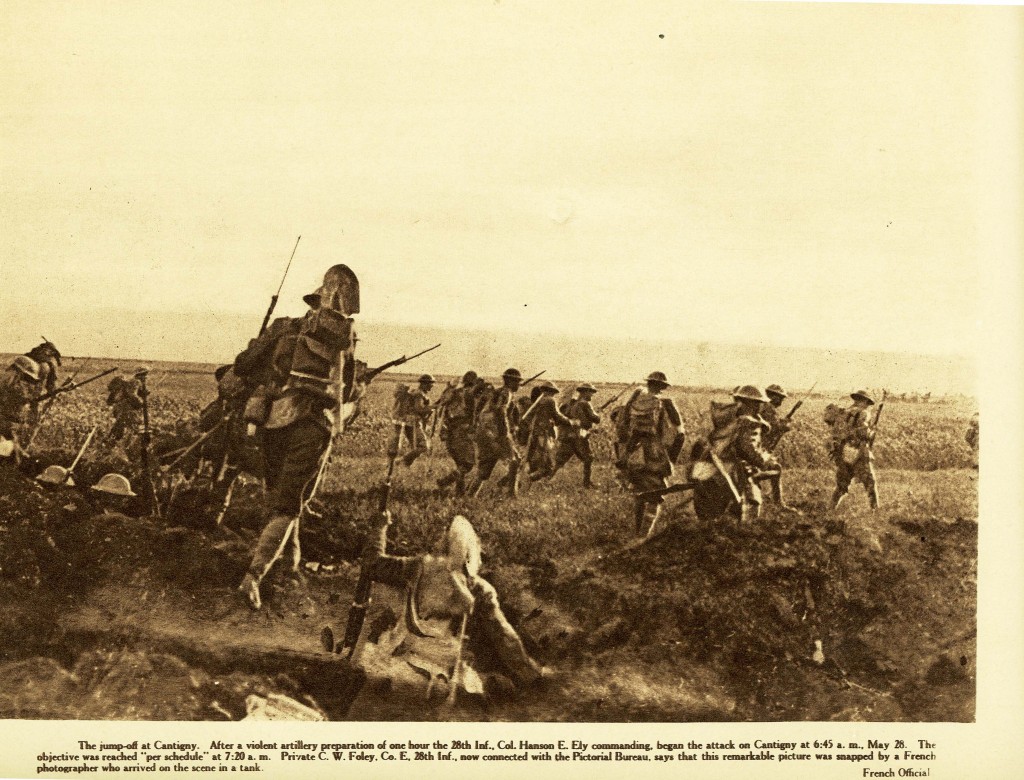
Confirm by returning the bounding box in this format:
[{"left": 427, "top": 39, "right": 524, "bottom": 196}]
[{"left": 2, "top": 358, "right": 978, "bottom": 722}]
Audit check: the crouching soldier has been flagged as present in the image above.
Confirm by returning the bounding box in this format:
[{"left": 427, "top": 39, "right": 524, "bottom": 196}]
[{"left": 336, "top": 511, "right": 545, "bottom": 713}]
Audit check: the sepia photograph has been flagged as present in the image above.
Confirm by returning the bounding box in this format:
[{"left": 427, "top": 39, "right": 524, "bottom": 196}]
[{"left": 1, "top": 1, "right": 1019, "bottom": 770}]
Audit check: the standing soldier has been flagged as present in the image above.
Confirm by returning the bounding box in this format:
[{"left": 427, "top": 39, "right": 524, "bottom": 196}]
[
  {"left": 436, "top": 371, "right": 480, "bottom": 494},
  {"left": 235, "top": 264, "right": 360, "bottom": 610},
  {"left": 727, "top": 385, "right": 780, "bottom": 524},
  {"left": 615, "top": 372, "right": 685, "bottom": 535},
  {"left": 520, "top": 381, "right": 576, "bottom": 482},
  {"left": 1, "top": 356, "right": 42, "bottom": 464},
  {"left": 550, "top": 383, "right": 602, "bottom": 488},
  {"left": 466, "top": 368, "right": 523, "bottom": 498},
  {"left": 105, "top": 368, "right": 148, "bottom": 446},
  {"left": 389, "top": 374, "right": 436, "bottom": 469},
  {"left": 760, "top": 384, "right": 797, "bottom": 513},
  {"left": 828, "top": 390, "right": 880, "bottom": 510}
]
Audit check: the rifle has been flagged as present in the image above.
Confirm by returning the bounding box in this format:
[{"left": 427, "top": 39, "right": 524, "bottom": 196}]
[
  {"left": 259, "top": 235, "right": 301, "bottom": 337},
  {"left": 869, "top": 391, "right": 887, "bottom": 446},
  {"left": 361, "top": 343, "right": 441, "bottom": 385},
  {"left": 338, "top": 457, "right": 396, "bottom": 659},
  {"left": 599, "top": 385, "right": 633, "bottom": 412},
  {"left": 34, "top": 367, "right": 117, "bottom": 403},
  {"left": 137, "top": 371, "right": 160, "bottom": 517},
  {"left": 784, "top": 381, "right": 818, "bottom": 421},
  {"left": 519, "top": 370, "right": 546, "bottom": 388}
]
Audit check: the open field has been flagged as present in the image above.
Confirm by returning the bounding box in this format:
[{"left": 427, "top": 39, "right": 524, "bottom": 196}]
[{"left": 0, "top": 359, "right": 977, "bottom": 721}]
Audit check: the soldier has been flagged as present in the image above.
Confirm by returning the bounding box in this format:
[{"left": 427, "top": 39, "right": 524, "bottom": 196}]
[
  {"left": 519, "top": 381, "right": 576, "bottom": 481},
  {"left": 550, "top": 383, "right": 602, "bottom": 488},
  {"left": 436, "top": 371, "right": 480, "bottom": 494},
  {"left": 726, "top": 385, "right": 781, "bottom": 524},
  {"left": 343, "top": 511, "right": 544, "bottom": 708},
  {"left": 104, "top": 368, "right": 148, "bottom": 445},
  {"left": 829, "top": 390, "right": 880, "bottom": 510},
  {"left": 25, "top": 341, "right": 61, "bottom": 425},
  {"left": 466, "top": 368, "right": 523, "bottom": 498},
  {"left": 388, "top": 374, "right": 436, "bottom": 469},
  {"left": 616, "top": 372, "right": 684, "bottom": 535},
  {"left": 235, "top": 264, "right": 360, "bottom": 610},
  {"left": 1, "top": 356, "right": 42, "bottom": 463},
  {"left": 760, "top": 384, "right": 797, "bottom": 513}
]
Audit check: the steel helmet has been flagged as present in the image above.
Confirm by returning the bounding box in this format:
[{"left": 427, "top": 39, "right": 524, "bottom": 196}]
[
  {"left": 576, "top": 383, "right": 597, "bottom": 394},
  {"left": 461, "top": 370, "right": 478, "bottom": 385},
  {"left": 538, "top": 380, "right": 560, "bottom": 394},
  {"left": 733, "top": 384, "right": 770, "bottom": 403},
  {"left": 91, "top": 473, "right": 137, "bottom": 497},
  {"left": 12, "top": 355, "right": 41, "bottom": 381},
  {"left": 502, "top": 368, "right": 522, "bottom": 381},
  {"left": 645, "top": 371, "right": 669, "bottom": 387},
  {"left": 418, "top": 373, "right": 435, "bottom": 386},
  {"left": 765, "top": 384, "right": 788, "bottom": 399},
  {"left": 36, "top": 465, "right": 74, "bottom": 487},
  {"left": 303, "top": 265, "right": 360, "bottom": 315},
  {"left": 850, "top": 390, "right": 875, "bottom": 405},
  {"left": 133, "top": 366, "right": 150, "bottom": 378}
]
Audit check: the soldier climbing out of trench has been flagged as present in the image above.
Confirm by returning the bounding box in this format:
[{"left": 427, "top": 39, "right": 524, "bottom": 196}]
[{"left": 326, "top": 510, "right": 547, "bottom": 708}]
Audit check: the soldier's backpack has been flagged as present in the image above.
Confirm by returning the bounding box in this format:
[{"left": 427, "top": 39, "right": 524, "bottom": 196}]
[
  {"left": 106, "top": 376, "right": 126, "bottom": 406},
  {"left": 625, "top": 390, "right": 663, "bottom": 437}
]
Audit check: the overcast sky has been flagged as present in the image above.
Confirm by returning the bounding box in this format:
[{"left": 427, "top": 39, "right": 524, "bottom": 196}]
[{"left": 2, "top": 1, "right": 1018, "bottom": 361}]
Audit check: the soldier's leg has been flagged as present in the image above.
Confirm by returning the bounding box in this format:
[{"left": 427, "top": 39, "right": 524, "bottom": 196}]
[
  {"left": 241, "top": 420, "right": 327, "bottom": 605},
  {"left": 831, "top": 462, "right": 853, "bottom": 509},
  {"left": 502, "top": 439, "right": 522, "bottom": 497},
  {"left": 403, "top": 423, "right": 428, "bottom": 467},
  {"left": 467, "top": 440, "right": 497, "bottom": 497}
]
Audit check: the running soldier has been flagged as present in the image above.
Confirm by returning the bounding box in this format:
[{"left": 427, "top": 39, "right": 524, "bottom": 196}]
[
  {"left": 519, "top": 381, "right": 576, "bottom": 481},
  {"left": 236, "top": 264, "right": 360, "bottom": 610},
  {"left": 1, "top": 356, "right": 41, "bottom": 464},
  {"left": 550, "top": 383, "right": 601, "bottom": 488},
  {"left": 466, "top": 368, "right": 523, "bottom": 498},
  {"left": 389, "top": 374, "right": 435, "bottom": 469},
  {"left": 615, "top": 372, "right": 684, "bottom": 535},
  {"left": 436, "top": 371, "right": 480, "bottom": 494},
  {"left": 760, "top": 384, "right": 797, "bottom": 512},
  {"left": 827, "top": 390, "right": 880, "bottom": 510}
]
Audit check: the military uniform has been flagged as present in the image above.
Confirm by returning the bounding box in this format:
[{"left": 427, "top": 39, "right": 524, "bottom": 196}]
[
  {"left": 760, "top": 385, "right": 795, "bottom": 510},
  {"left": 520, "top": 384, "right": 575, "bottom": 480},
  {"left": 467, "top": 371, "right": 522, "bottom": 497},
  {"left": 729, "top": 409, "right": 779, "bottom": 522},
  {"left": 616, "top": 373, "right": 684, "bottom": 535},
  {"left": 436, "top": 375, "right": 480, "bottom": 494},
  {"left": 350, "top": 513, "right": 543, "bottom": 704},
  {"left": 551, "top": 387, "right": 601, "bottom": 487},
  {"left": 1, "top": 360, "right": 39, "bottom": 459},
  {"left": 237, "top": 265, "right": 360, "bottom": 609},
  {"left": 830, "top": 392, "right": 879, "bottom": 510},
  {"left": 106, "top": 376, "right": 145, "bottom": 443},
  {"left": 388, "top": 379, "right": 434, "bottom": 468}
]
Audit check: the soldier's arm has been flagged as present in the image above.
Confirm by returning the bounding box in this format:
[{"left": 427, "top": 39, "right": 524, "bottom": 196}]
[
  {"left": 550, "top": 399, "right": 575, "bottom": 428},
  {"left": 362, "top": 512, "right": 421, "bottom": 588},
  {"left": 663, "top": 398, "right": 685, "bottom": 434},
  {"left": 737, "top": 421, "right": 775, "bottom": 469},
  {"left": 852, "top": 410, "right": 873, "bottom": 443},
  {"left": 583, "top": 402, "right": 601, "bottom": 426}
]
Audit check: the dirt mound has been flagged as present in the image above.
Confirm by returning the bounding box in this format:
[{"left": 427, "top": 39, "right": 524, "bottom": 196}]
[{"left": 537, "top": 508, "right": 976, "bottom": 721}]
